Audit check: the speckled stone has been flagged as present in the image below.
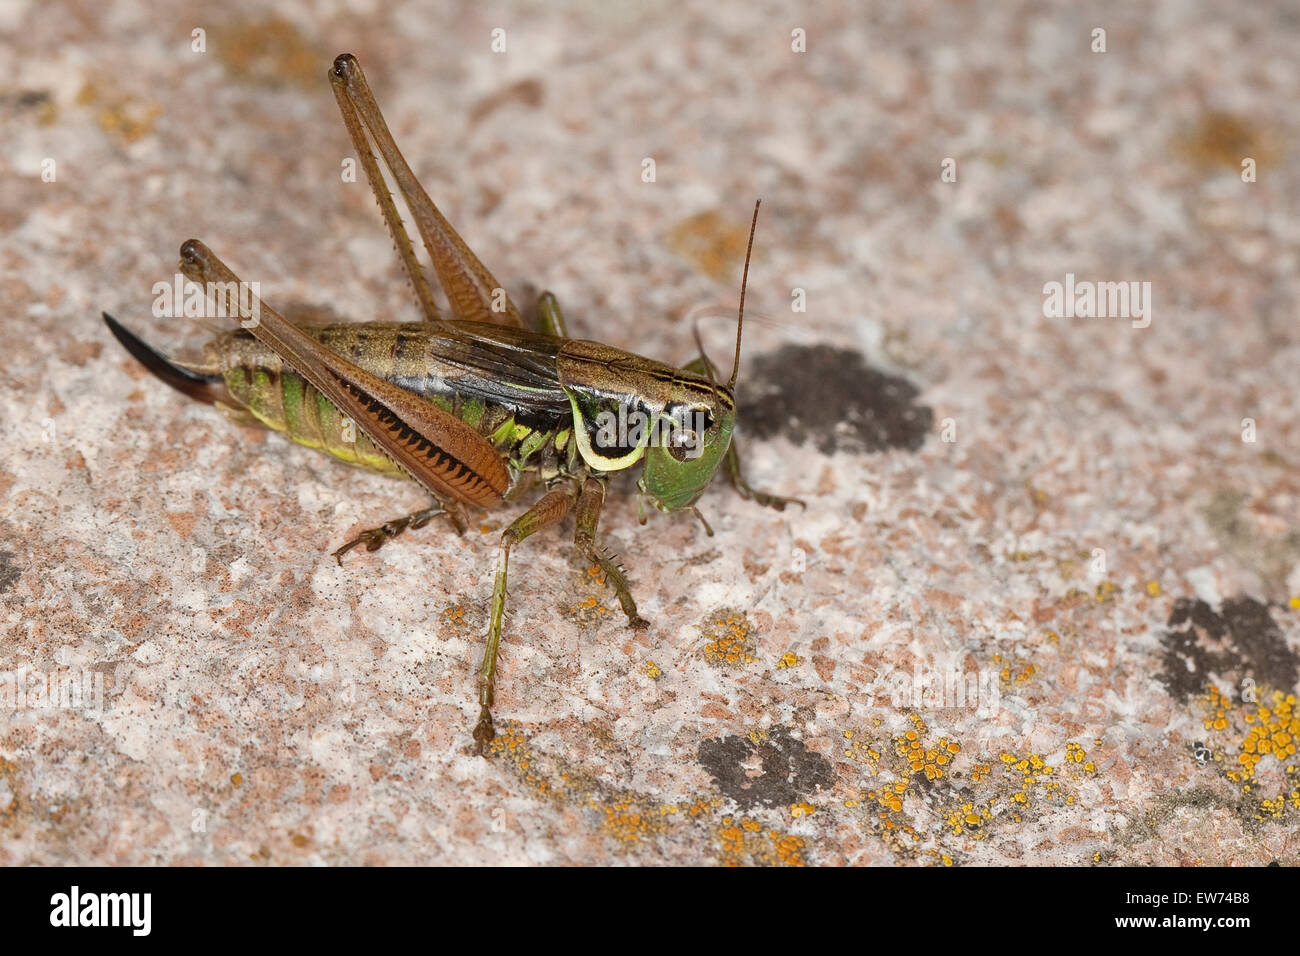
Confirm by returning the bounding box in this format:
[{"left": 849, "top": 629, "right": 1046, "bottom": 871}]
[{"left": 1, "top": 0, "right": 1298, "bottom": 865}]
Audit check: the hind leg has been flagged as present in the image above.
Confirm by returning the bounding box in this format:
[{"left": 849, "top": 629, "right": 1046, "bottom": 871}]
[
  {"left": 329, "top": 54, "right": 526, "bottom": 328},
  {"left": 332, "top": 501, "right": 465, "bottom": 563}
]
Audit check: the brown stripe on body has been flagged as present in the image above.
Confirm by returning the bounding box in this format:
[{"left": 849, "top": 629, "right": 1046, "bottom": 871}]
[{"left": 333, "top": 375, "right": 501, "bottom": 504}]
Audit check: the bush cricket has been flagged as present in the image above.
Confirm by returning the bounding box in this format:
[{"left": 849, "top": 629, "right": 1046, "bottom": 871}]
[{"left": 104, "top": 53, "right": 802, "bottom": 753}]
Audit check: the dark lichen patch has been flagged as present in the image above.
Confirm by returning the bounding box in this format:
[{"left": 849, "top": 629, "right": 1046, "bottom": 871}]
[
  {"left": 698, "top": 725, "right": 833, "bottom": 810},
  {"left": 1, "top": 89, "right": 55, "bottom": 125},
  {"left": 1158, "top": 597, "right": 1299, "bottom": 703},
  {"left": 1110, "top": 787, "right": 1225, "bottom": 850},
  {"left": 740, "top": 345, "right": 931, "bottom": 455},
  {"left": 0, "top": 547, "right": 18, "bottom": 596}
]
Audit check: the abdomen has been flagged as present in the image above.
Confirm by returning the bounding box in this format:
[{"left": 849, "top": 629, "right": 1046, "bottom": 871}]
[{"left": 208, "top": 323, "right": 574, "bottom": 484}]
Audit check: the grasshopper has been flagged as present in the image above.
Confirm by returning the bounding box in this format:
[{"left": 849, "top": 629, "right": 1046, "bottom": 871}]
[{"left": 104, "top": 54, "right": 801, "bottom": 753}]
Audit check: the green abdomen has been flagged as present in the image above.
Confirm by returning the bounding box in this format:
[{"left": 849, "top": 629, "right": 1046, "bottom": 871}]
[
  {"left": 210, "top": 323, "right": 578, "bottom": 485},
  {"left": 225, "top": 359, "right": 401, "bottom": 474}
]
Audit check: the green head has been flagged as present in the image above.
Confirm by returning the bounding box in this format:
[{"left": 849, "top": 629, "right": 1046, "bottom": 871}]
[
  {"left": 556, "top": 345, "right": 737, "bottom": 512},
  {"left": 637, "top": 383, "right": 736, "bottom": 512},
  {"left": 558, "top": 200, "right": 760, "bottom": 517},
  {"left": 643, "top": 199, "right": 760, "bottom": 514}
]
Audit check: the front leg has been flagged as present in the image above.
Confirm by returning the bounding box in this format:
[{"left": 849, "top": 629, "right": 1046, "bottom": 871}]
[
  {"left": 724, "top": 434, "right": 805, "bottom": 512},
  {"left": 680, "top": 355, "right": 803, "bottom": 513}
]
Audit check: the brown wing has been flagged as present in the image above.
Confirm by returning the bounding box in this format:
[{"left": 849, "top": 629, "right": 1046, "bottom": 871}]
[{"left": 179, "top": 240, "right": 508, "bottom": 508}]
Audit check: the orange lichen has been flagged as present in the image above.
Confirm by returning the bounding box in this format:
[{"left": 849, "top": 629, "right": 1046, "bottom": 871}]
[
  {"left": 210, "top": 15, "right": 323, "bottom": 89},
  {"left": 777, "top": 651, "right": 800, "bottom": 669},
  {"left": 440, "top": 604, "right": 469, "bottom": 629},
  {"left": 0, "top": 757, "right": 20, "bottom": 823},
  {"left": 893, "top": 714, "right": 957, "bottom": 781},
  {"left": 1235, "top": 691, "right": 1298, "bottom": 783},
  {"left": 1064, "top": 742, "right": 1096, "bottom": 774},
  {"left": 701, "top": 612, "right": 756, "bottom": 667},
  {"left": 665, "top": 210, "right": 750, "bottom": 281},
  {"left": 716, "top": 816, "right": 806, "bottom": 866},
  {"left": 947, "top": 801, "right": 993, "bottom": 836},
  {"left": 1188, "top": 685, "right": 1300, "bottom": 822},
  {"left": 601, "top": 798, "right": 667, "bottom": 845},
  {"left": 1175, "top": 111, "right": 1271, "bottom": 172},
  {"left": 77, "top": 81, "right": 161, "bottom": 144},
  {"left": 565, "top": 594, "right": 612, "bottom": 626},
  {"left": 993, "top": 653, "right": 1036, "bottom": 689},
  {"left": 1204, "top": 684, "right": 1232, "bottom": 732}
]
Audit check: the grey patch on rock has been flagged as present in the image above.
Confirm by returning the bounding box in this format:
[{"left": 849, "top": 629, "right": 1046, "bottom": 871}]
[
  {"left": 740, "top": 345, "right": 931, "bottom": 455},
  {"left": 0, "top": 547, "right": 18, "bottom": 595},
  {"left": 1158, "top": 597, "right": 1299, "bottom": 703},
  {"left": 1201, "top": 488, "right": 1300, "bottom": 596},
  {"left": 1, "top": 89, "right": 51, "bottom": 114},
  {"left": 697, "top": 724, "right": 833, "bottom": 809},
  {"left": 1110, "top": 786, "right": 1225, "bottom": 849}
]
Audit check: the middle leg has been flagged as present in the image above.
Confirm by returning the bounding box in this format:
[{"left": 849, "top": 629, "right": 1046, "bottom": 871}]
[{"left": 574, "top": 477, "right": 649, "bottom": 631}]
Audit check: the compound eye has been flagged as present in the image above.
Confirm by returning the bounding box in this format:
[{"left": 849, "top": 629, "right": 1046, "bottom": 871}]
[
  {"left": 667, "top": 430, "right": 699, "bottom": 461},
  {"left": 671, "top": 403, "right": 714, "bottom": 434}
]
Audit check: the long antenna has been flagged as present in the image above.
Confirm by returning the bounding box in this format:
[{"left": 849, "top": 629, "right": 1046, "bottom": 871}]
[{"left": 728, "top": 199, "right": 760, "bottom": 390}]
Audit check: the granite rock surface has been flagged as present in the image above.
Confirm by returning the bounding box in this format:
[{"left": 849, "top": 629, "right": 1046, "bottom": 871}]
[{"left": 1, "top": 0, "right": 1298, "bottom": 865}]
